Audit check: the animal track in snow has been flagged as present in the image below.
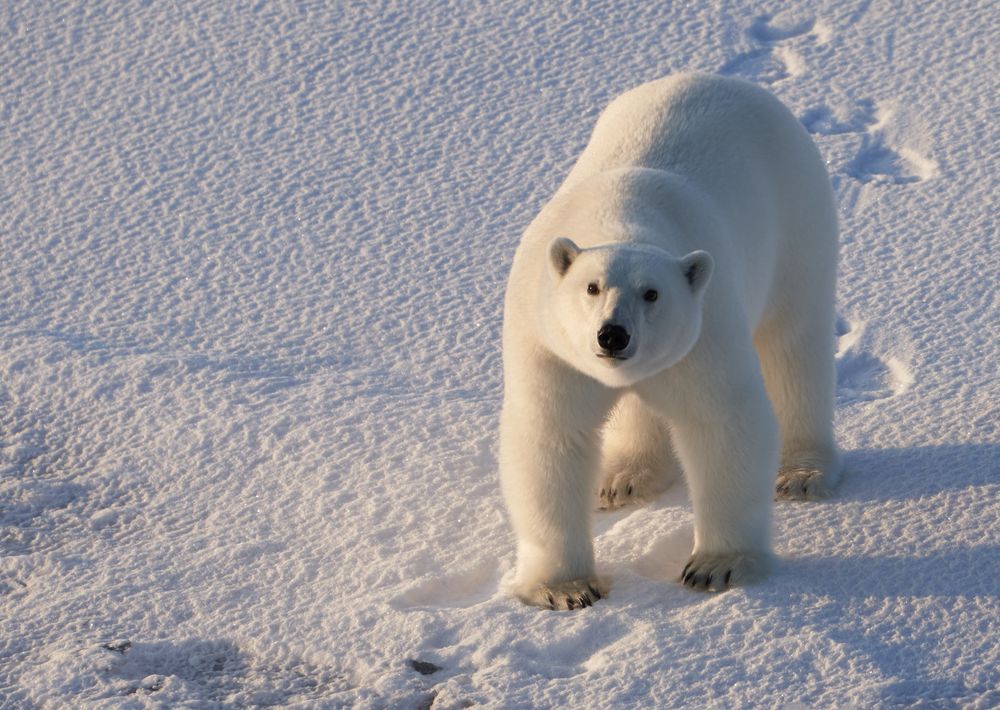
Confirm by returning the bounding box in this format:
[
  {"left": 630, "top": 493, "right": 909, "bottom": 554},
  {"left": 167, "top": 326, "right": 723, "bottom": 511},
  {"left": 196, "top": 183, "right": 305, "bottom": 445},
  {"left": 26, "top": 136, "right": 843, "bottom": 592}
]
[
  {"left": 93, "top": 638, "right": 352, "bottom": 703},
  {"left": 720, "top": 13, "right": 829, "bottom": 84},
  {"left": 802, "top": 99, "right": 938, "bottom": 185},
  {"left": 748, "top": 14, "right": 830, "bottom": 44},
  {"left": 720, "top": 46, "right": 804, "bottom": 84},
  {"left": 835, "top": 317, "right": 912, "bottom": 404},
  {"left": 801, "top": 98, "right": 879, "bottom": 135},
  {"left": 846, "top": 136, "right": 938, "bottom": 185}
]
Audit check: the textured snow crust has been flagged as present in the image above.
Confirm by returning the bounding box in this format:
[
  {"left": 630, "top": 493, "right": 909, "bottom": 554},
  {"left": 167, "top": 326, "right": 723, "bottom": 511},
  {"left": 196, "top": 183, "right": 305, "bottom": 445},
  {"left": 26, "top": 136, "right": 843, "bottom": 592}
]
[{"left": 1, "top": 1, "right": 997, "bottom": 707}]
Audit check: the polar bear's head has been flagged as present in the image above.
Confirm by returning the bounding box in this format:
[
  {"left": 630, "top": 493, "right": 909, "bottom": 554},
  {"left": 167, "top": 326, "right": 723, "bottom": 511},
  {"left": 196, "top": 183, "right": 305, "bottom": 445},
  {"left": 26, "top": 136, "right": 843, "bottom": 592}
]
[{"left": 541, "top": 237, "right": 713, "bottom": 388}]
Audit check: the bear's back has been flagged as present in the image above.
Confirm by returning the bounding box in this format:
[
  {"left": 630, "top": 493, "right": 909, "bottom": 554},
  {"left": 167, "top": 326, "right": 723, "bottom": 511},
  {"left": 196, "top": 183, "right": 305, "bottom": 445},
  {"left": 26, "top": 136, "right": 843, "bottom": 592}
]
[{"left": 560, "top": 74, "right": 824, "bottom": 216}]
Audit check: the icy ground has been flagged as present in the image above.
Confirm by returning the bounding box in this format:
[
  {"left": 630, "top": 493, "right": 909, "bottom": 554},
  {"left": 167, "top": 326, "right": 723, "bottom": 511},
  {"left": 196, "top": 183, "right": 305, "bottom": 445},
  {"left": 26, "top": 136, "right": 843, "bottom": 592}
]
[{"left": 1, "top": 1, "right": 998, "bottom": 707}]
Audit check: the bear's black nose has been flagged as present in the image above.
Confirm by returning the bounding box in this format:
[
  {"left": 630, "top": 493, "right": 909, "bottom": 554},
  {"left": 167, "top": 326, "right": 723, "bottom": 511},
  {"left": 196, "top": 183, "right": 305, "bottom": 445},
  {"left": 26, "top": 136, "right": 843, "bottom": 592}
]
[{"left": 597, "top": 324, "right": 630, "bottom": 353}]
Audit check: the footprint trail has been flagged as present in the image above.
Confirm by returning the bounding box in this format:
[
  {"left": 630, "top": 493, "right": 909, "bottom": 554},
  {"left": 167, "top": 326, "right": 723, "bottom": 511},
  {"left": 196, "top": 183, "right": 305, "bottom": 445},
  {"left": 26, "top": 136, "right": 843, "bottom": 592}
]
[
  {"left": 720, "top": 13, "right": 828, "bottom": 84},
  {"left": 835, "top": 317, "right": 912, "bottom": 404}
]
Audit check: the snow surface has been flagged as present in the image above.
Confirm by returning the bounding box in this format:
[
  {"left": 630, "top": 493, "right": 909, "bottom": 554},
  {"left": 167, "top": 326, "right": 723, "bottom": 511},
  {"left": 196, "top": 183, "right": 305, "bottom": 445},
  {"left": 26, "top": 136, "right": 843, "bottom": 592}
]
[{"left": 1, "top": 1, "right": 997, "bottom": 707}]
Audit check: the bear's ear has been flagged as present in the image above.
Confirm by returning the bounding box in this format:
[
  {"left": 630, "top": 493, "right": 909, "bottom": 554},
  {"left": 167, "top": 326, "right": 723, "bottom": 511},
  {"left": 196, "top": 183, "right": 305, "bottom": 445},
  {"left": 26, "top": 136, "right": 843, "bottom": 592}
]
[
  {"left": 548, "top": 237, "right": 581, "bottom": 278},
  {"left": 680, "top": 250, "right": 713, "bottom": 296}
]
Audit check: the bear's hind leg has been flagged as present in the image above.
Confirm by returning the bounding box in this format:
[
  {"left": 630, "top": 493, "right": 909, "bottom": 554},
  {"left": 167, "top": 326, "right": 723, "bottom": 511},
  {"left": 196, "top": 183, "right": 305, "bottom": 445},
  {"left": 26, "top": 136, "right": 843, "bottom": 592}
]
[
  {"left": 598, "top": 392, "right": 681, "bottom": 510},
  {"left": 755, "top": 319, "right": 841, "bottom": 501}
]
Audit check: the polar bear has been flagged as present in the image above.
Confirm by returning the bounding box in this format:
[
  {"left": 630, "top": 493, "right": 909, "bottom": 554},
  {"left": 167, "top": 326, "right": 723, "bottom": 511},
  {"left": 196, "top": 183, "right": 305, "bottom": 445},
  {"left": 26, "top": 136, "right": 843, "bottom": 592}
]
[{"left": 500, "top": 73, "right": 840, "bottom": 610}]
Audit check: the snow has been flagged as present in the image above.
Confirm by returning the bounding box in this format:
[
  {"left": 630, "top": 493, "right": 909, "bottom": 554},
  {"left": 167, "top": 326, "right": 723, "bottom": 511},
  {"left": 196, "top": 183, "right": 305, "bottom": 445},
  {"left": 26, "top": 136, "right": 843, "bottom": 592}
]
[{"left": 1, "top": 1, "right": 997, "bottom": 707}]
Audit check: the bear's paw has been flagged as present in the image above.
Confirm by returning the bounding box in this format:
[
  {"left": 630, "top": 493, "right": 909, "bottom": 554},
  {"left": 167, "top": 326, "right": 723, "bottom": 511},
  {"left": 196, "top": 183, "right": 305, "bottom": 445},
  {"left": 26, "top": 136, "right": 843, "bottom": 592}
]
[
  {"left": 775, "top": 467, "right": 833, "bottom": 501},
  {"left": 597, "top": 459, "right": 670, "bottom": 510},
  {"left": 680, "top": 553, "right": 770, "bottom": 592},
  {"left": 519, "top": 578, "right": 609, "bottom": 611}
]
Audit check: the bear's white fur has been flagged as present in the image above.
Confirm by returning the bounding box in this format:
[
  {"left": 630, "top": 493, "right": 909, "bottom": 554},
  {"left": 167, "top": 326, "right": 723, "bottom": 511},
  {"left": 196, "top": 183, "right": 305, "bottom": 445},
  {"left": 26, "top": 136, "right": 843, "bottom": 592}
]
[{"left": 500, "top": 73, "right": 840, "bottom": 610}]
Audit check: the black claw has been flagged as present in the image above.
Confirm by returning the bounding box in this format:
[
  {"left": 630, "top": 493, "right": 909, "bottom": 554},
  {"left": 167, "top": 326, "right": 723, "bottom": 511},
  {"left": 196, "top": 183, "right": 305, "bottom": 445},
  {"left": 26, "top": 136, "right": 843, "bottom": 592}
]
[
  {"left": 626, "top": 483, "right": 633, "bottom": 496},
  {"left": 588, "top": 584, "right": 602, "bottom": 600},
  {"left": 706, "top": 574, "right": 713, "bottom": 588},
  {"left": 579, "top": 593, "right": 591, "bottom": 608},
  {"left": 566, "top": 596, "right": 576, "bottom": 610},
  {"left": 682, "top": 561, "right": 692, "bottom": 580},
  {"left": 724, "top": 570, "right": 732, "bottom": 586},
  {"left": 546, "top": 592, "right": 555, "bottom": 609},
  {"left": 683, "top": 568, "right": 695, "bottom": 585}
]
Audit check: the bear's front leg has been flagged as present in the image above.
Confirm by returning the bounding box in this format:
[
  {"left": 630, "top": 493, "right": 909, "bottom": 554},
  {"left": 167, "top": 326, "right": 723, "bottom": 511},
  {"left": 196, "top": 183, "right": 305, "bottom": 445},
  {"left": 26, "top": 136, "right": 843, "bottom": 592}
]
[
  {"left": 500, "top": 354, "right": 615, "bottom": 609},
  {"left": 644, "top": 362, "right": 779, "bottom": 592}
]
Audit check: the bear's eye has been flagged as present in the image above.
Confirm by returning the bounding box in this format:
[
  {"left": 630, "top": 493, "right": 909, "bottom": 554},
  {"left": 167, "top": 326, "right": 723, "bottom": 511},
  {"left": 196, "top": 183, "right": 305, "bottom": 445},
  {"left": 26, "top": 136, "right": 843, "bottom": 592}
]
[
  {"left": 587, "top": 283, "right": 600, "bottom": 296},
  {"left": 643, "top": 289, "right": 658, "bottom": 302}
]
